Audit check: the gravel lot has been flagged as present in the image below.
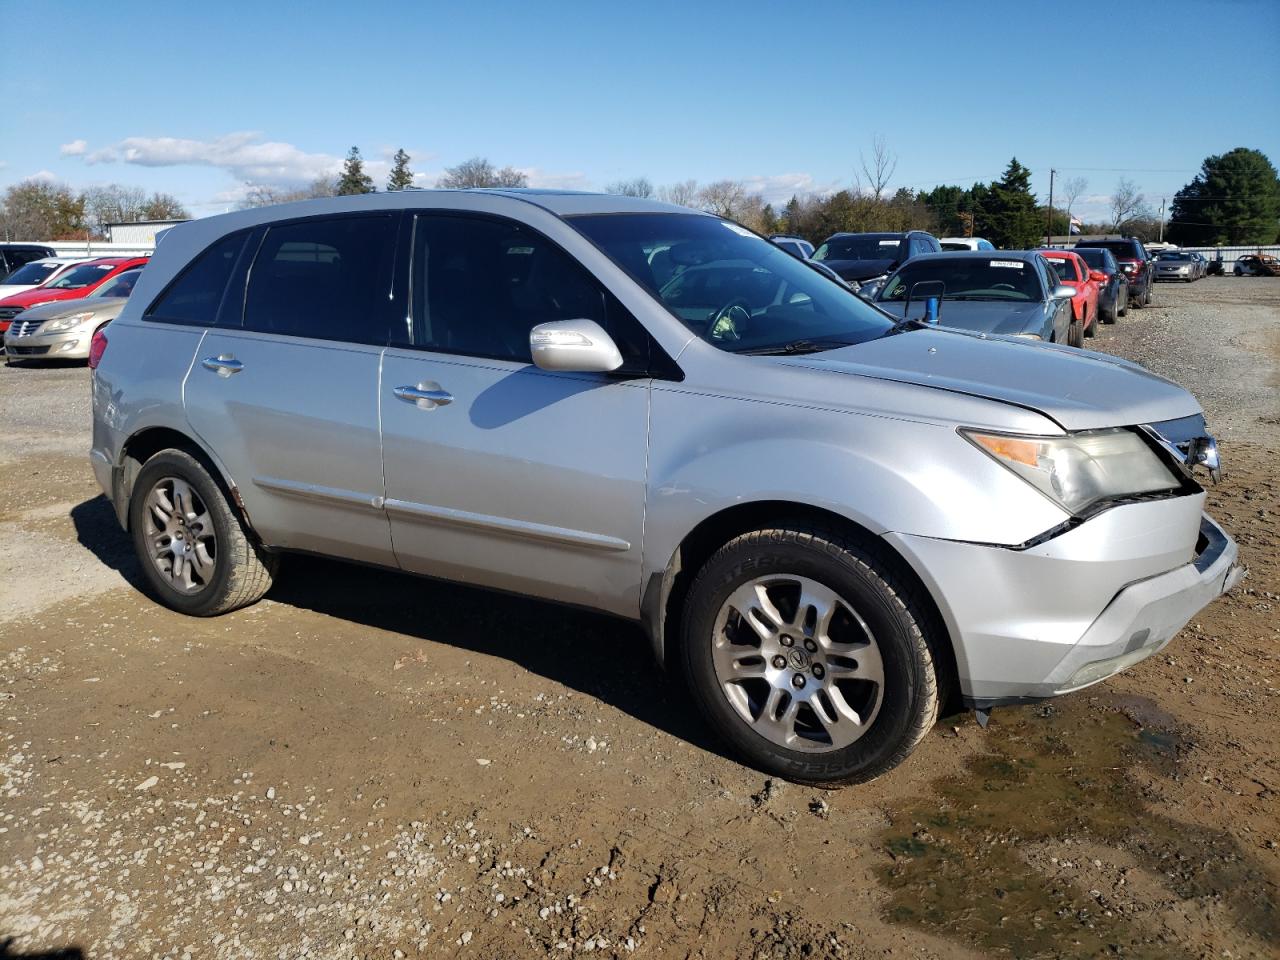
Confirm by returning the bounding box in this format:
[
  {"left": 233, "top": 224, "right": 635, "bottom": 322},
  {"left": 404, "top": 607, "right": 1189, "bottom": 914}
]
[{"left": 1, "top": 277, "right": 1277, "bottom": 959}]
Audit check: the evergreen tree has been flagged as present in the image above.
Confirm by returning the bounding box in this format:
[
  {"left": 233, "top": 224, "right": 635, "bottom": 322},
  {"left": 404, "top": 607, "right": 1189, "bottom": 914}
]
[
  {"left": 387, "top": 149, "right": 414, "bottom": 191},
  {"left": 336, "top": 146, "right": 375, "bottom": 195},
  {"left": 976, "top": 158, "right": 1039, "bottom": 248},
  {"left": 1168, "top": 148, "right": 1280, "bottom": 246}
]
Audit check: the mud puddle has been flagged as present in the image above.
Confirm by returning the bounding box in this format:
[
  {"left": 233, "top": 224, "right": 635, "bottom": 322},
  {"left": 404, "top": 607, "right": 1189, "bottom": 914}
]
[{"left": 878, "top": 696, "right": 1278, "bottom": 959}]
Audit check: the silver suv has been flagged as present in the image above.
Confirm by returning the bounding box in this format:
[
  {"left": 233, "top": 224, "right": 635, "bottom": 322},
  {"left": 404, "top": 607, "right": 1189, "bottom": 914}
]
[{"left": 90, "top": 191, "right": 1241, "bottom": 785}]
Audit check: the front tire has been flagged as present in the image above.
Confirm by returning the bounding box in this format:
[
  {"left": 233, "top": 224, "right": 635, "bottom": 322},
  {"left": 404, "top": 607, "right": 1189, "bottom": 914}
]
[
  {"left": 128, "top": 449, "right": 277, "bottom": 616},
  {"left": 1068, "top": 318, "right": 1085, "bottom": 347},
  {"left": 680, "top": 526, "right": 940, "bottom": 786}
]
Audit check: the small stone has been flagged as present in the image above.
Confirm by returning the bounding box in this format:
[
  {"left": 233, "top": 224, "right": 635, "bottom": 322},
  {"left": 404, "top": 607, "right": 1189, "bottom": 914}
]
[
  {"left": 135, "top": 776, "right": 159, "bottom": 791},
  {"left": 266, "top": 787, "right": 276, "bottom": 800},
  {"left": 476, "top": 758, "right": 491, "bottom": 767}
]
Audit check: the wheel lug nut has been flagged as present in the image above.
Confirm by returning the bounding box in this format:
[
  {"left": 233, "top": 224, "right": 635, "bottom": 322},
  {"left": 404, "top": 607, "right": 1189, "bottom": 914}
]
[
  {"left": 780, "top": 636, "right": 794, "bottom": 647},
  {"left": 803, "top": 638, "right": 817, "bottom": 652},
  {"left": 771, "top": 655, "right": 786, "bottom": 669},
  {"left": 791, "top": 674, "right": 806, "bottom": 689},
  {"left": 812, "top": 664, "right": 825, "bottom": 679}
]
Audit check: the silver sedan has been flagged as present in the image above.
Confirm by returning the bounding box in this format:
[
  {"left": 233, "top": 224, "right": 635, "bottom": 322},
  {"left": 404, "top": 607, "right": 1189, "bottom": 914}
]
[{"left": 4, "top": 268, "right": 142, "bottom": 362}]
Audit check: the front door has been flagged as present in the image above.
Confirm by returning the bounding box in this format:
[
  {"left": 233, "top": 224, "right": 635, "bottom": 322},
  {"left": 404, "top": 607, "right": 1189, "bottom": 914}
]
[{"left": 380, "top": 213, "right": 650, "bottom": 616}]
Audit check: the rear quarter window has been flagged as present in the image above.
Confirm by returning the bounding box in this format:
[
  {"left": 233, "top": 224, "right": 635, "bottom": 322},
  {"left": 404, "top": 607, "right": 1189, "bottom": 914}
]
[{"left": 146, "top": 232, "right": 249, "bottom": 326}]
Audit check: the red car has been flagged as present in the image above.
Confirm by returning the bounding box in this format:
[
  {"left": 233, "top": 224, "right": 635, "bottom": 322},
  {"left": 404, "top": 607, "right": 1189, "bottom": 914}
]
[
  {"left": 0, "top": 257, "right": 149, "bottom": 334},
  {"left": 1040, "top": 250, "right": 1101, "bottom": 339}
]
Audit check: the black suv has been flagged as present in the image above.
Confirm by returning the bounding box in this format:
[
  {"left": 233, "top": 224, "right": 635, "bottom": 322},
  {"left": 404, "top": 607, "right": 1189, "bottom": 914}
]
[
  {"left": 0, "top": 243, "right": 57, "bottom": 280},
  {"left": 812, "top": 230, "right": 941, "bottom": 295},
  {"left": 1074, "top": 237, "right": 1153, "bottom": 308}
]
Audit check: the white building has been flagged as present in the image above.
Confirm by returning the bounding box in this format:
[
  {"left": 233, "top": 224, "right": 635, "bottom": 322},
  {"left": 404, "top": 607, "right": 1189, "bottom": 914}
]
[{"left": 104, "top": 219, "right": 189, "bottom": 246}]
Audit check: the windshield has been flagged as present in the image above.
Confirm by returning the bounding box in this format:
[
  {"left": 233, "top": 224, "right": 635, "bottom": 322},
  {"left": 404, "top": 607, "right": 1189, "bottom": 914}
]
[
  {"left": 570, "top": 213, "right": 895, "bottom": 353},
  {"left": 90, "top": 269, "right": 141, "bottom": 298},
  {"left": 1, "top": 261, "right": 60, "bottom": 286},
  {"left": 45, "top": 263, "right": 116, "bottom": 289},
  {"left": 880, "top": 257, "right": 1043, "bottom": 302},
  {"left": 812, "top": 235, "right": 901, "bottom": 262},
  {"left": 1043, "top": 257, "right": 1078, "bottom": 281},
  {"left": 1158, "top": 251, "right": 1190, "bottom": 260},
  {"left": 939, "top": 241, "right": 972, "bottom": 251},
  {"left": 1074, "top": 248, "right": 1111, "bottom": 271}
]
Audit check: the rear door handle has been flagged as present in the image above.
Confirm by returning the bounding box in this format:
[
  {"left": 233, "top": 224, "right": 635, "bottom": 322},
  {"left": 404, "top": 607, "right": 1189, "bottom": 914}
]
[
  {"left": 201, "top": 354, "right": 244, "bottom": 377},
  {"left": 394, "top": 383, "right": 453, "bottom": 409}
]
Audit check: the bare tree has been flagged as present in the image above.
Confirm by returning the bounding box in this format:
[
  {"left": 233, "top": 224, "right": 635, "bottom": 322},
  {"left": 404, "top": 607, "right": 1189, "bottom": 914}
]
[
  {"left": 656, "top": 180, "right": 699, "bottom": 207},
  {"left": 1060, "top": 176, "right": 1088, "bottom": 214},
  {"left": 697, "top": 180, "right": 747, "bottom": 218},
  {"left": 859, "top": 135, "right": 898, "bottom": 201},
  {"left": 437, "top": 157, "right": 528, "bottom": 189},
  {"left": 238, "top": 176, "right": 337, "bottom": 209},
  {"left": 603, "top": 177, "right": 653, "bottom": 198},
  {"left": 1110, "top": 177, "right": 1148, "bottom": 229}
]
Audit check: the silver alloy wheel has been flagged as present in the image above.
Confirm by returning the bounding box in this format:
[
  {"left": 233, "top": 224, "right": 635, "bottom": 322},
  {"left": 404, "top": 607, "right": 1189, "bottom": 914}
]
[
  {"left": 711, "top": 575, "right": 884, "bottom": 752},
  {"left": 142, "top": 476, "right": 216, "bottom": 594}
]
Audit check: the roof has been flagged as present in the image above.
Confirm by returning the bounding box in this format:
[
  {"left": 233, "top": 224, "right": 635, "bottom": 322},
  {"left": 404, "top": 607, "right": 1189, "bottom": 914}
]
[
  {"left": 103, "top": 219, "right": 190, "bottom": 227},
  {"left": 919, "top": 250, "right": 1042, "bottom": 261},
  {"left": 83, "top": 256, "right": 149, "bottom": 266}
]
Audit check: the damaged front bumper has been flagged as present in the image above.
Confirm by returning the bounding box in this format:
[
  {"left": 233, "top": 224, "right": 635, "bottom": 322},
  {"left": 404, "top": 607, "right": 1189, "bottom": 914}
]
[{"left": 886, "top": 495, "right": 1242, "bottom": 708}]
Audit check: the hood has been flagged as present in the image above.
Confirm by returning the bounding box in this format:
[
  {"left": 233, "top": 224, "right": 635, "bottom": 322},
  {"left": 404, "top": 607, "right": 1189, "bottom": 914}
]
[
  {"left": 777, "top": 327, "right": 1200, "bottom": 431},
  {"left": 0, "top": 286, "right": 81, "bottom": 309},
  {"left": 875, "top": 300, "right": 1047, "bottom": 337},
  {"left": 15, "top": 296, "right": 128, "bottom": 322},
  {"left": 816, "top": 258, "right": 897, "bottom": 282}
]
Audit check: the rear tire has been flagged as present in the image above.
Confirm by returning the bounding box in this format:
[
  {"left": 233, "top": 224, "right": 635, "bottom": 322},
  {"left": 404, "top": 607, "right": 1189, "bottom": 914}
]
[
  {"left": 128, "top": 449, "right": 277, "bottom": 617},
  {"left": 680, "top": 525, "right": 940, "bottom": 786}
]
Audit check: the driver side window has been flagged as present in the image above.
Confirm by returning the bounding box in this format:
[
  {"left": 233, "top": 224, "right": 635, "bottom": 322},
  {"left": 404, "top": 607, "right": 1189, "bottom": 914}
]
[{"left": 410, "top": 214, "right": 649, "bottom": 369}]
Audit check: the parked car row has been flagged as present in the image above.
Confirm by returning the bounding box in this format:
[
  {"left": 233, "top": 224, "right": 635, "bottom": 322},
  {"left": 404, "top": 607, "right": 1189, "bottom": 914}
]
[
  {"left": 760, "top": 228, "right": 1182, "bottom": 349},
  {"left": 77, "top": 189, "right": 1239, "bottom": 787},
  {"left": 1, "top": 255, "right": 149, "bottom": 360}
]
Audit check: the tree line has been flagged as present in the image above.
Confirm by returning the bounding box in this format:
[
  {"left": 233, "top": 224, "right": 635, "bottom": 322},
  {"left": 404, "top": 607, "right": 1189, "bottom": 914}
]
[
  {"left": 5, "top": 143, "right": 1275, "bottom": 248},
  {"left": 0, "top": 182, "right": 189, "bottom": 242}
]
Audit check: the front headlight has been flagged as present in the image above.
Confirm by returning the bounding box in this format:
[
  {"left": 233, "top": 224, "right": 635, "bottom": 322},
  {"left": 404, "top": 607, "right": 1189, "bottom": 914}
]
[
  {"left": 963, "top": 427, "right": 1180, "bottom": 515},
  {"left": 44, "top": 312, "right": 96, "bottom": 332},
  {"left": 1014, "top": 332, "right": 1042, "bottom": 340}
]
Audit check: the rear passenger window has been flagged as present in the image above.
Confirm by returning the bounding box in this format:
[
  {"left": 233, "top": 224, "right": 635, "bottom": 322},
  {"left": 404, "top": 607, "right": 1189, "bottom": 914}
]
[
  {"left": 147, "top": 232, "right": 247, "bottom": 326},
  {"left": 410, "top": 214, "right": 649, "bottom": 370},
  {"left": 243, "top": 215, "right": 397, "bottom": 344}
]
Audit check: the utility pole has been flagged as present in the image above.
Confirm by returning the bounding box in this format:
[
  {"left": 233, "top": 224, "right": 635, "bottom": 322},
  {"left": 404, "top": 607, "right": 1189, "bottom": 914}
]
[
  {"left": 1158, "top": 197, "right": 1166, "bottom": 243},
  {"left": 1046, "top": 168, "right": 1055, "bottom": 247}
]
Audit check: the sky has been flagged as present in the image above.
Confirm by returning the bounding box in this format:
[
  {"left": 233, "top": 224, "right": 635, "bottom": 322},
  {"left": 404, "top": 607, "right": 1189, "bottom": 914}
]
[{"left": 2, "top": 0, "right": 1278, "bottom": 224}]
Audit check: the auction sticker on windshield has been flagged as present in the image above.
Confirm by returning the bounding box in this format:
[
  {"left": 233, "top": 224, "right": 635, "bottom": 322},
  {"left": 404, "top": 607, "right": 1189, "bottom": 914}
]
[{"left": 990, "top": 260, "right": 1024, "bottom": 269}]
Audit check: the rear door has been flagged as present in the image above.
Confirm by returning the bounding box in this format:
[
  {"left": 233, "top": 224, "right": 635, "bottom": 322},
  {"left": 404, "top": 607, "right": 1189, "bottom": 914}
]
[
  {"left": 182, "top": 213, "right": 402, "bottom": 565},
  {"left": 379, "top": 212, "right": 651, "bottom": 616}
]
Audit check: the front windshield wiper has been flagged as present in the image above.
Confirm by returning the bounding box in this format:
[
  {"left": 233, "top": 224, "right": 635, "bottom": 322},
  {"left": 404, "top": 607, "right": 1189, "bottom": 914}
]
[{"left": 737, "top": 338, "right": 857, "bottom": 356}]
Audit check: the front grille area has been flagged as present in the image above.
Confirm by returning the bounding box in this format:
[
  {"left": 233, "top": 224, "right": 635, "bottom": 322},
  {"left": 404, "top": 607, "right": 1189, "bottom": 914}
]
[
  {"left": 0, "top": 307, "right": 22, "bottom": 321},
  {"left": 6, "top": 344, "right": 50, "bottom": 356},
  {"left": 7, "top": 318, "right": 43, "bottom": 338}
]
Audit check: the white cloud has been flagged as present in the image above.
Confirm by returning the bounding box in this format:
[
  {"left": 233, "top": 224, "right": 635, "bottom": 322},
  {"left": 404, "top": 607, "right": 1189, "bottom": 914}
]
[
  {"left": 80, "top": 132, "right": 348, "bottom": 187},
  {"left": 740, "top": 173, "right": 838, "bottom": 205},
  {"left": 26, "top": 170, "right": 59, "bottom": 183},
  {"left": 60, "top": 139, "right": 88, "bottom": 156}
]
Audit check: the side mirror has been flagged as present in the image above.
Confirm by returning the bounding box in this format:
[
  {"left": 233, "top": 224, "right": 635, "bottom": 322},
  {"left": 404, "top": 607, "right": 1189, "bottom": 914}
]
[
  {"left": 1052, "top": 284, "right": 1076, "bottom": 300},
  {"left": 530, "top": 319, "right": 623, "bottom": 373},
  {"left": 905, "top": 279, "right": 945, "bottom": 323},
  {"left": 1088, "top": 270, "right": 1106, "bottom": 282}
]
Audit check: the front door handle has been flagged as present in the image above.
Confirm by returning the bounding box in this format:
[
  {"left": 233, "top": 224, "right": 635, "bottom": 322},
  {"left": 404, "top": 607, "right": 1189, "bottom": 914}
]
[
  {"left": 394, "top": 383, "right": 453, "bottom": 409},
  {"left": 201, "top": 354, "right": 244, "bottom": 377}
]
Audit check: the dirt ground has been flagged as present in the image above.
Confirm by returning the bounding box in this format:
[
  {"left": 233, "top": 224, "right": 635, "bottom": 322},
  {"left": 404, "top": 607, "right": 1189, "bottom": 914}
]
[{"left": 1, "top": 277, "right": 1277, "bottom": 960}]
